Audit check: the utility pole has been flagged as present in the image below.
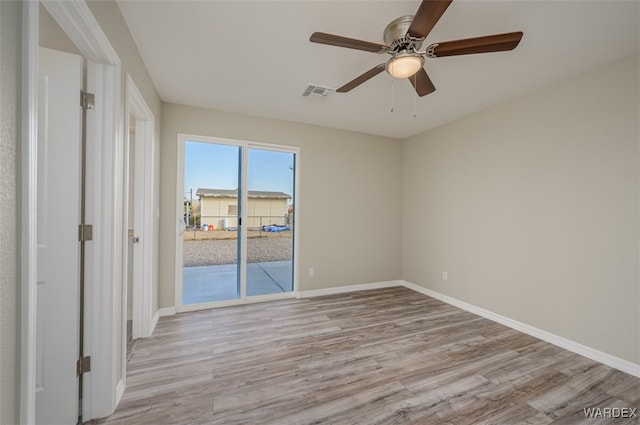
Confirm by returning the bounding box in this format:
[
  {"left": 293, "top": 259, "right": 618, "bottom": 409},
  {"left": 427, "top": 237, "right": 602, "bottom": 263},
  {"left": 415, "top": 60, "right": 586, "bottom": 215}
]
[
  {"left": 185, "top": 189, "right": 191, "bottom": 227},
  {"left": 190, "top": 189, "right": 196, "bottom": 239}
]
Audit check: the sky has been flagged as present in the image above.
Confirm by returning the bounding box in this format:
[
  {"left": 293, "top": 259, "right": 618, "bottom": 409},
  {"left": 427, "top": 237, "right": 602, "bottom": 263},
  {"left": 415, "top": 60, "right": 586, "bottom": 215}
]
[{"left": 184, "top": 141, "right": 295, "bottom": 200}]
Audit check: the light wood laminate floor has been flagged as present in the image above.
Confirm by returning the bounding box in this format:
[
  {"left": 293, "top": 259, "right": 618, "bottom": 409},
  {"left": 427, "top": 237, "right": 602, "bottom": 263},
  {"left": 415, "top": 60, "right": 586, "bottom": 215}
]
[{"left": 93, "top": 287, "right": 639, "bottom": 424}]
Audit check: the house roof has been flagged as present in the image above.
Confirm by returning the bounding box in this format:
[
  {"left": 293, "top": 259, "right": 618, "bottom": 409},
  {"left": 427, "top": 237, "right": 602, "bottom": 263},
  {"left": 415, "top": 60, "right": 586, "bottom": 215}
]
[{"left": 196, "top": 188, "right": 291, "bottom": 200}]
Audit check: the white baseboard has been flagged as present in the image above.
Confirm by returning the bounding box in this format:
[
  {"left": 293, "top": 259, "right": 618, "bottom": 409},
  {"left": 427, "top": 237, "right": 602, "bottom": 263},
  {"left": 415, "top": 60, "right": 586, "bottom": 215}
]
[
  {"left": 401, "top": 280, "right": 640, "bottom": 378},
  {"left": 297, "top": 280, "right": 402, "bottom": 299},
  {"left": 150, "top": 310, "right": 160, "bottom": 335},
  {"left": 115, "top": 379, "right": 125, "bottom": 406},
  {"left": 157, "top": 306, "right": 176, "bottom": 317}
]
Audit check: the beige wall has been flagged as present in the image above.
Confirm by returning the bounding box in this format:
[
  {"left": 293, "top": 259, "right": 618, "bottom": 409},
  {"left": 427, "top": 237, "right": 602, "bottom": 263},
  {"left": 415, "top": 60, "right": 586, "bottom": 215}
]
[
  {"left": 160, "top": 103, "right": 404, "bottom": 307},
  {"left": 0, "top": 2, "right": 21, "bottom": 422},
  {"left": 402, "top": 54, "right": 640, "bottom": 364}
]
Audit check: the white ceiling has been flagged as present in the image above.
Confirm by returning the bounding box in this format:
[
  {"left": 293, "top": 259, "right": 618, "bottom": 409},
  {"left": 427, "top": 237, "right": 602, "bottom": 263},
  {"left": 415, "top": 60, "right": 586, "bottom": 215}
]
[{"left": 117, "top": 1, "right": 639, "bottom": 139}]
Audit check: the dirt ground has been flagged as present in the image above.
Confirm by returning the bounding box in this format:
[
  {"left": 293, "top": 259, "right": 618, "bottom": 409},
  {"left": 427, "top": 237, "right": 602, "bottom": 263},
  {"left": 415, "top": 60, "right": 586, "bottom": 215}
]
[{"left": 182, "top": 231, "right": 293, "bottom": 266}]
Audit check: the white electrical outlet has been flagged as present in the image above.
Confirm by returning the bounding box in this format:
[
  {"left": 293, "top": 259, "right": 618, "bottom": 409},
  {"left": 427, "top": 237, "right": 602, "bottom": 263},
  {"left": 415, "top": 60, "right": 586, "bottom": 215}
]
[
  {"left": 442, "top": 271, "right": 448, "bottom": 281},
  {"left": 309, "top": 267, "right": 315, "bottom": 277}
]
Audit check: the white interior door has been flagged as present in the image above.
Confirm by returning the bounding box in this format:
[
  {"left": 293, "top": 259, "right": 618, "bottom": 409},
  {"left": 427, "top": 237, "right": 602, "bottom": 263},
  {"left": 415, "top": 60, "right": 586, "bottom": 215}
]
[{"left": 36, "top": 46, "right": 83, "bottom": 424}]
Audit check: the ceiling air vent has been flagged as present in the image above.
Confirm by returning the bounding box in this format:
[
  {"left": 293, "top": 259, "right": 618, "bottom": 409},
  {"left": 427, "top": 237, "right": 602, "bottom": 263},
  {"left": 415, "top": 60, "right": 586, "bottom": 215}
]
[{"left": 302, "top": 84, "right": 335, "bottom": 100}]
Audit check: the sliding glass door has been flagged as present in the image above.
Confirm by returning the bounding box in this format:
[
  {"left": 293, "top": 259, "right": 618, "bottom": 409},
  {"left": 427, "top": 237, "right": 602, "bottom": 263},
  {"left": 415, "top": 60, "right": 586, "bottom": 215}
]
[
  {"left": 246, "top": 148, "right": 295, "bottom": 295},
  {"left": 179, "top": 135, "right": 297, "bottom": 308},
  {"left": 182, "top": 141, "right": 241, "bottom": 304}
]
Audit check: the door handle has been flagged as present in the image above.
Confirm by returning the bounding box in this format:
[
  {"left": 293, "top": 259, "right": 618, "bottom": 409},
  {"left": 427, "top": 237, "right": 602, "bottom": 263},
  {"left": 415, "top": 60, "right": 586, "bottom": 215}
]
[{"left": 132, "top": 236, "right": 140, "bottom": 244}]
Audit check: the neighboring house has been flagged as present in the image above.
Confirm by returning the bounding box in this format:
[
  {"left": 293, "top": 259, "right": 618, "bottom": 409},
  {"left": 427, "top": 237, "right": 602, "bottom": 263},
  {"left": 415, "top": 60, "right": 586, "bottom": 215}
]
[{"left": 197, "top": 188, "right": 291, "bottom": 230}]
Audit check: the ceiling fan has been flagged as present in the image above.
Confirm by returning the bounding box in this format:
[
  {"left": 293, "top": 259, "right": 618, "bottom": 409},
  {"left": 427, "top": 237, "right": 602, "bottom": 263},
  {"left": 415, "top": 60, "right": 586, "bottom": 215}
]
[{"left": 310, "top": 0, "right": 523, "bottom": 97}]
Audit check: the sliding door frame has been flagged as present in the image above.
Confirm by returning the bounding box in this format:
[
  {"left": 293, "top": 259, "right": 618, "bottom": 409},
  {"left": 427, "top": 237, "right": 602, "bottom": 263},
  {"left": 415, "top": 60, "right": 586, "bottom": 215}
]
[{"left": 175, "top": 133, "right": 299, "bottom": 313}]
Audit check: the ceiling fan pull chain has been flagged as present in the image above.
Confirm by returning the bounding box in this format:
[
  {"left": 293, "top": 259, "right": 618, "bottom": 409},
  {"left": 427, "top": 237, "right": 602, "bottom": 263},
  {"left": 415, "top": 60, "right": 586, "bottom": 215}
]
[
  {"left": 413, "top": 75, "right": 418, "bottom": 118},
  {"left": 390, "top": 79, "right": 396, "bottom": 112}
]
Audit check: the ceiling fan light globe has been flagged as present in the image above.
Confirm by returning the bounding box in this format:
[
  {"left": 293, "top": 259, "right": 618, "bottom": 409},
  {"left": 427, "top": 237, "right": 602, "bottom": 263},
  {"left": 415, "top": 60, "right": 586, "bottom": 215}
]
[{"left": 386, "top": 55, "right": 424, "bottom": 79}]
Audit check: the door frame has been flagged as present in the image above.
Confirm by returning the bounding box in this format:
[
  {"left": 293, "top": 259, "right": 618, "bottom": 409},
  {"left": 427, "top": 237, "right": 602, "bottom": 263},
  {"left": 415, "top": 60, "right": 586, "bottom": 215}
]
[
  {"left": 124, "top": 74, "right": 156, "bottom": 342},
  {"left": 21, "top": 0, "right": 124, "bottom": 421},
  {"left": 175, "top": 133, "right": 300, "bottom": 313}
]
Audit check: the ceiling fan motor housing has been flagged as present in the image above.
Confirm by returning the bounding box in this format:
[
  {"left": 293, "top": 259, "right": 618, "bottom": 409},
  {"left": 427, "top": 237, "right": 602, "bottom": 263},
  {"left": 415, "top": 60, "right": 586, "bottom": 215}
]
[{"left": 384, "top": 15, "right": 424, "bottom": 52}]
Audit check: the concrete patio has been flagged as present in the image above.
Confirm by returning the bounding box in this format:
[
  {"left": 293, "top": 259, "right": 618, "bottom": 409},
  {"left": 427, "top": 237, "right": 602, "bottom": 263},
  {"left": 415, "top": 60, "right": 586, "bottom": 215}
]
[{"left": 183, "top": 260, "right": 293, "bottom": 305}]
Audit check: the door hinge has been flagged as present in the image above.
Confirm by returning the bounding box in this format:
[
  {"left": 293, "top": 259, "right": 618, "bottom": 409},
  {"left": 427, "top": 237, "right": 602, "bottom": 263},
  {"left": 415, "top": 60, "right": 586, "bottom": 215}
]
[
  {"left": 80, "top": 90, "right": 95, "bottom": 110},
  {"left": 78, "top": 224, "right": 93, "bottom": 242},
  {"left": 76, "top": 356, "right": 91, "bottom": 376}
]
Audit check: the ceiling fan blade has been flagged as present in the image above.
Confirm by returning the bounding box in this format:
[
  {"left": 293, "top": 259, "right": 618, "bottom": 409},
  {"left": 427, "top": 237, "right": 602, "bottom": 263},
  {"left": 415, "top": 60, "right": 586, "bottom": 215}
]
[
  {"left": 408, "top": 68, "right": 436, "bottom": 97},
  {"left": 429, "top": 31, "right": 523, "bottom": 57},
  {"left": 407, "top": 0, "right": 453, "bottom": 39},
  {"left": 310, "top": 32, "right": 387, "bottom": 53},
  {"left": 336, "top": 64, "right": 386, "bottom": 93}
]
